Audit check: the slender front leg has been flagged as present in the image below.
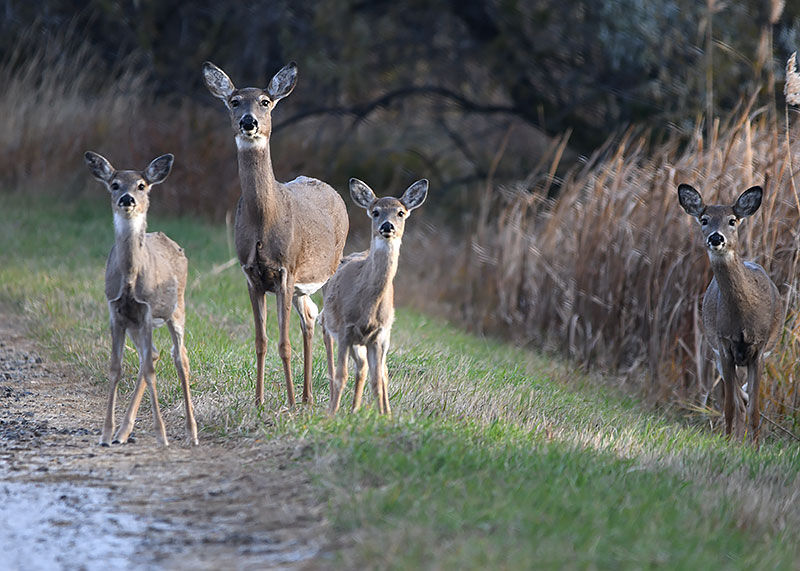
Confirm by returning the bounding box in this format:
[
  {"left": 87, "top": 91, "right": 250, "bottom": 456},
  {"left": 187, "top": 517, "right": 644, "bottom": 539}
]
[
  {"left": 329, "top": 340, "right": 350, "bottom": 414},
  {"left": 115, "top": 327, "right": 149, "bottom": 444},
  {"left": 720, "top": 350, "right": 743, "bottom": 440},
  {"left": 322, "top": 321, "right": 336, "bottom": 408},
  {"left": 367, "top": 342, "right": 387, "bottom": 414},
  {"left": 141, "top": 326, "right": 168, "bottom": 446},
  {"left": 350, "top": 345, "right": 368, "bottom": 412},
  {"left": 276, "top": 269, "right": 295, "bottom": 407},
  {"left": 247, "top": 286, "right": 268, "bottom": 406},
  {"left": 168, "top": 317, "right": 199, "bottom": 446},
  {"left": 101, "top": 319, "right": 127, "bottom": 446},
  {"left": 293, "top": 294, "right": 318, "bottom": 405},
  {"left": 746, "top": 358, "right": 762, "bottom": 448}
]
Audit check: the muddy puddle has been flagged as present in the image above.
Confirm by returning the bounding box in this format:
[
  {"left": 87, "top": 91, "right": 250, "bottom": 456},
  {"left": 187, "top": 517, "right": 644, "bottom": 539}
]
[{"left": 0, "top": 480, "right": 148, "bottom": 570}]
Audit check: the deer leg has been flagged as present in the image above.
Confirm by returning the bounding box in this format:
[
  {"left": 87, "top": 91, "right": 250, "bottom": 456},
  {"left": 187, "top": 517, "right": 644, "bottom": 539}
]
[
  {"left": 351, "top": 345, "right": 368, "bottom": 412},
  {"left": 247, "top": 286, "right": 268, "bottom": 407},
  {"left": 293, "top": 294, "right": 318, "bottom": 405},
  {"left": 119, "top": 326, "right": 168, "bottom": 445},
  {"left": 276, "top": 270, "right": 295, "bottom": 407},
  {"left": 746, "top": 359, "right": 762, "bottom": 448},
  {"left": 141, "top": 326, "right": 168, "bottom": 446},
  {"left": 321, "top": 318, "right": 336, "bottom": 409},
  {"left": 367, "top": 342, "right": 387, "bottom": 414},
  {"left": 329, "top": 341, "right": 350, "bottom": 415},
  {"left": 101, "top": 320, "right": 126, "bottom": 446},
  {"left": 167, "top": 316, "right": 198, "bottom": 446},
  {"left": 720, "top": 351, "right": 741, "bottom": 439},
  {"left": 114, "top": 326, "right": 148, "bottom": 444}
]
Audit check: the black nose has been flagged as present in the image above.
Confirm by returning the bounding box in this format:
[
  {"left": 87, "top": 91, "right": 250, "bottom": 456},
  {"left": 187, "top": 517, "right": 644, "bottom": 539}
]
[
  {"left": 118, "top": 194, "right": 135, "bottom": 208},
  {"left": 379, "top": 221, "right": 394, "bottom": 234},
  {"left": 240, "top": 115, "right": 258, "bottom": 132},
  {"left": 708, "top": 233, "right": 725, "bottom": 247}
]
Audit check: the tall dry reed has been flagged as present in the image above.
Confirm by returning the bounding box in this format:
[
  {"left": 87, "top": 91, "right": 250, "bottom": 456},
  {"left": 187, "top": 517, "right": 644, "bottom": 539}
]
[{"left": 403, "top": 106, "right": 800, "bottom": 432}]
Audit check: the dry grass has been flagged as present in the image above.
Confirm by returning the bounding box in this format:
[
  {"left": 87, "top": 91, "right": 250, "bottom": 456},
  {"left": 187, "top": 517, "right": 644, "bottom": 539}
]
[{"left": 399, "top": 101, "right": 800, "bottom": 433}]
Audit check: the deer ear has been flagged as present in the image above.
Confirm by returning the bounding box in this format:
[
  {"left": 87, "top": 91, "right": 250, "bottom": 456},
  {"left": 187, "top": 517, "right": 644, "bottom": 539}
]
[
  {"left": 733, "top": 186, "right": 763, "bottom": 218},
  {"left": 400, "top": 179, "right": 428, "bottom": 212},
  {"left": 84, "top": 151, "right": 115, "bottom": 183},
  {"left": 267, "top": 62, "right": 297, "bottom": 103},
  {"left": 677, "top": 184, "right": 704, "bottom": 217},
  {"left": 349, "top": 178, "right": 377, "bottom": 210},
  {"left": 144, "top": 154, "right": 174, "bottom": 186},
  {"left": 203, "top": 62, "right": 235, "bottom": 101}
]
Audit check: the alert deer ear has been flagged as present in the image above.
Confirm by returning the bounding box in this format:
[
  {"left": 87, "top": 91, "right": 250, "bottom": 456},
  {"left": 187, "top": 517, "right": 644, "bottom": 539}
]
[
  {"left": 203, "top": 61, "right": 236, "bottom": 101},
  {"left": 267, "top": 62, "right": 298, "bottom": 104},
  {"left": 349, "top": 178, "right": 377, "bottom": 211},
  {"left": 144, "top": 154, "right": 174, "bottom": 186},
  {"left": 677, "top": 184, "right": 705, "bottom": 217},
  {"left": 400, "top": 179, "right": 429, "bottom": 212},
  {"left": 733, "top": 186, "right": 763, "bottom": 218},
  {"left": 84, "top": 151, "right": 115, "bottom": 183}
]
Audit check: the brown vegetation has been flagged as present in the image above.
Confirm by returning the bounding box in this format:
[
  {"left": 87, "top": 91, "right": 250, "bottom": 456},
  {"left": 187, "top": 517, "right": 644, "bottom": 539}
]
[{"left": 400, "top": 104, "right": 800, "bottom": 433}]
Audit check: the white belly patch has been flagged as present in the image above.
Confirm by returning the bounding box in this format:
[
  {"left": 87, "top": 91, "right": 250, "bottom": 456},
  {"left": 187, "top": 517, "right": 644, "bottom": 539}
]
[{"left": 294, "top": 281, "right": 326, "bottom": 296}]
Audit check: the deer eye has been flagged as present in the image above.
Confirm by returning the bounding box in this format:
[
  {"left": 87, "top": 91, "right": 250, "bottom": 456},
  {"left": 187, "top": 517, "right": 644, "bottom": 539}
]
[
  {"left": 397, "top": 210, "right": 405, "bottom": 218},
  {"left": 728, "top": 218, "right": 736, "bottom": 227},
  {"left": 138, "top": 183, "right": 145, "bottom": 190},
  {"left": 230, "top": 99, "right": 240, "bottom": 108},
  {"left": 260, "top": 98, "right": 270, "bottom": 107},
  {"left": 700, "top": 217, "right": 708, "bottom": 226},
  {"left": 110, "top": 182, "right": 119, "bottom": 191},
  {"left": 371, "top": 210, "right": 380, "bottom": 218}
]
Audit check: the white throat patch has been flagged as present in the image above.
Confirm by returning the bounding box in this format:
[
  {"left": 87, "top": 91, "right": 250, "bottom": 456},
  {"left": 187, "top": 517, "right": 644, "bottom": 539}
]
[
  {"left": 371, "top": 236, "right": 400, "bottom": 252},
  {"left": 113, "top": 212, "right": 146, "bottom": 238},
  {"left": 235, "top": 135, "right": 268, "bottom": 151}
]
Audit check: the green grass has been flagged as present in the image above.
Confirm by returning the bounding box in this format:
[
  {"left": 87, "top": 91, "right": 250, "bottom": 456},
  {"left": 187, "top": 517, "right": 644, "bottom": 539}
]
[{"left": 2, "top": 190, "right": 800, "bottom": 569}]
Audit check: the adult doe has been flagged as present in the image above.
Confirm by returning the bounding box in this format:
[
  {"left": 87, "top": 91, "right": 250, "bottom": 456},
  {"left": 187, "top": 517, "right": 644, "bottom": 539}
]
[
  {"left": 203, "top": 61, "right": 348, "bottom": 407},
  {"left": 85, "top": 151, "right": 198, "bottom": 447},
  {"left": 678, "top": 183, "right": 782, "bottom": 445},
  {"left": 321, "top": 178, "right": 428, "bottom": 415}
]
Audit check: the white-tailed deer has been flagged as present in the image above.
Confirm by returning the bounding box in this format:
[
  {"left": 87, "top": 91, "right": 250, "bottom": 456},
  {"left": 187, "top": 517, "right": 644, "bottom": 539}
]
[
  {"left": 321, "top": 178, "right": 428, "bottom": 414},
  {"left": 678, "top": 184, "right": 782, "bottom": 445},
  {"left": 203, "top": 61, "right": 349, "bottom": 408},
  {"left": 85, "top": 151, "right": 198, "bottom": 447},
  {"left": 84, "top": 152, "right": 198, "bottom": 446}
]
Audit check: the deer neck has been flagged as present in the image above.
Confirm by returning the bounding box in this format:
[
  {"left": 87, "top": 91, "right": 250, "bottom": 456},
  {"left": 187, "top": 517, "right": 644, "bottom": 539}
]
[
  {"left": 709, "top": 250, "right": 757, "bottom": 313},
  {"left": 236, "top": 136, "right": 283, "bottom": 224},
  {"left": 365, "top": 237, "right": 401, "bottom": 301},
  {"left": 113, "top": 212, "right": 148, "bottom": 285}
]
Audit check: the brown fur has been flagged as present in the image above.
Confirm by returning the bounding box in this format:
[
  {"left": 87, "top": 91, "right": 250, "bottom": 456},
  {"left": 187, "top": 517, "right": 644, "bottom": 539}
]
[
  {"left": 203, "top": 62, "right": 349, "bottom": 407},
  {"left": 678, "top": 183, "right": 782, "bottom": 446},
  {"left": 322, "top": 179, "right": 428, "bottom": 414},
  {"left": 85, "top": 151, "right": 198, "bottom": 447}
]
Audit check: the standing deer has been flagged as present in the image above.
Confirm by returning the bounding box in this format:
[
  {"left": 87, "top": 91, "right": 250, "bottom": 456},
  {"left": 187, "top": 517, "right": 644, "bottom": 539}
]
[
  {"left": 85, "top": 151, "right": 198, "bottom": 447},
  {"left": 678, "top": 184, "right": 782, "bottom": 445},
  {"left": 203, "top": 61, "right": 349, "bottom": 408},
  {"left": 321, "top": 178, "right": 428, "bottom": 415}
]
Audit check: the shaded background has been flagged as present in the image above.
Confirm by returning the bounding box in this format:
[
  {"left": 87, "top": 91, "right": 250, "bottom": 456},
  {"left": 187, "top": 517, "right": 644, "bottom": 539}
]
[{"left": 3, "top": 1, "right": 800, "bottom": 219}]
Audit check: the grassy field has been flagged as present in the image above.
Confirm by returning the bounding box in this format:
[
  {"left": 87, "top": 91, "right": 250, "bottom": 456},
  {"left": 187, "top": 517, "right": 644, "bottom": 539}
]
[{"left": 2, "top": 190, "right": 800, "bottom": 569}]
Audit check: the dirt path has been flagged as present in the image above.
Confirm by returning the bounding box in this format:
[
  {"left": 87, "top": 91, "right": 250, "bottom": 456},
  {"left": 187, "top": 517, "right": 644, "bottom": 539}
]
[{"left": 0, "top": 311, "right": 333, "bottom": 570}]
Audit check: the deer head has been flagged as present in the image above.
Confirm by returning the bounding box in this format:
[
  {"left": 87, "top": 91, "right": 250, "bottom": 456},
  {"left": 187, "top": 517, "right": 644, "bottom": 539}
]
[
  {"left": 677, "top": 184, "right": 763, "bottom": 258},
  {"left": 202, "top": 61, "right": 298, "bottom": 148},
  {"left": 84, "top": 152, "right": 174, "bottom": 221},
  {"left": 349, "top": 178, "right": 428, "bottom": 243}
]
